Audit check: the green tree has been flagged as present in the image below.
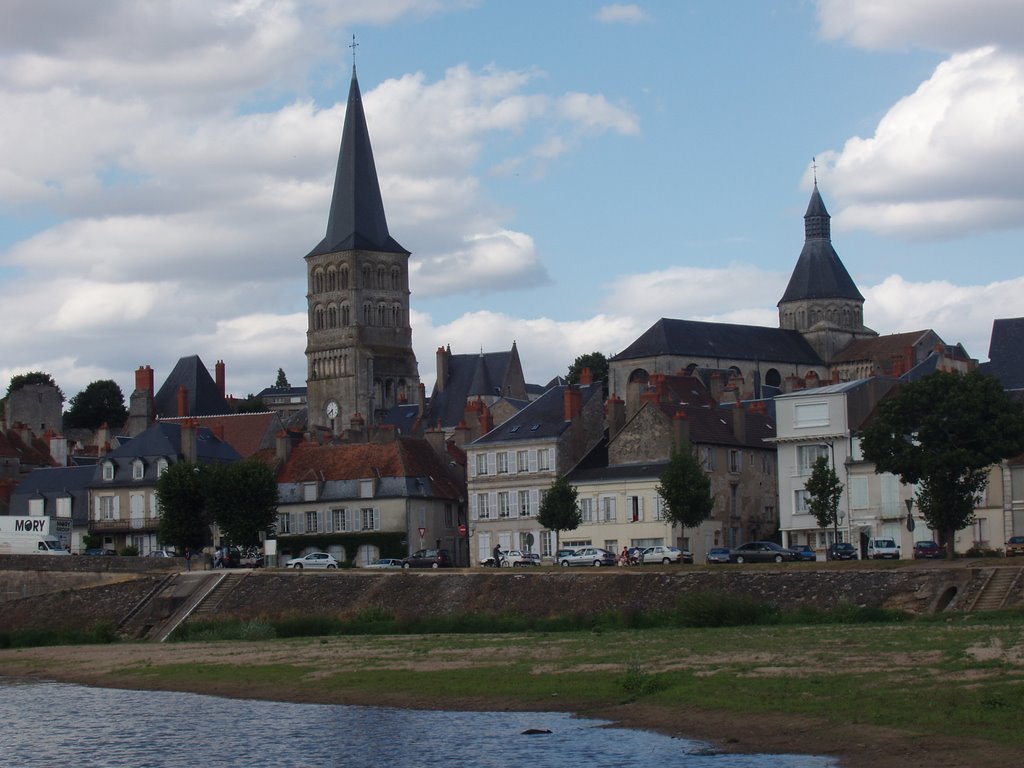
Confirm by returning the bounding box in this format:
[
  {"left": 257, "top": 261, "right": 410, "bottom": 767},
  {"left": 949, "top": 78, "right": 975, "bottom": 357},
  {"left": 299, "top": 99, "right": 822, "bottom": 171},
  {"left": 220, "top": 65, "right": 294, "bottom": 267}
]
[
  {"left": 64, "top": 379, "right": 129, "bottom": 430},
  {"left": 6, "top": 371, "right": 64, "bottom": 401},
  {"left": 236, "top": 394, "right": 267, "bottom": 414},
  {"left": 274, "top": 368, "right": 290, "bottom": 388},
  {"left": 205, "top": 460, "right": 280, "bottom": 547},
  {"left": 156, "top": 462, "right": 209, "bottom": 553},
  {"left": 860, "top": 371, "right": 1024, "bottom": 558},
  {"left": 538, "top": 475, "right": 581, "bottom": 551},
  {"left": 566, "top": 352, "right": 609, "bottom": 397},
  {"left": 804, "top": 454, "right": 844, "bottom": 534},
  {"left": 656, "top": 447, "right": 714, "bottom": 528}
]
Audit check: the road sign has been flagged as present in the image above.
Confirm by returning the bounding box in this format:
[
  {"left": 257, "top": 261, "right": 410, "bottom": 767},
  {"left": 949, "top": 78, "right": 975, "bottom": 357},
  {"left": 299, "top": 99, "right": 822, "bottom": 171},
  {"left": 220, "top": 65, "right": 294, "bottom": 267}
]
[
  {"left": 458, "top": 523, "right": 468, "bottom": 537},
  {"left": 418, "top": 527, "right": 426, "bottom": 538}
]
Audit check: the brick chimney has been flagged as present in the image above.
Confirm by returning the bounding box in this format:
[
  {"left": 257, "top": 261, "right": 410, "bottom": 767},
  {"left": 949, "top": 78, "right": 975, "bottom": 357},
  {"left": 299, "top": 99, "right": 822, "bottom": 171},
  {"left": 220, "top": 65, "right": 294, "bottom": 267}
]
[
  {"left": 135, "top": 365, "right": 155, "bottom": 393},
  {"left": 606, "top": 393, "right": 625, "bottom": 436},
  {"left": 177, "top": 385, "right": 189, "bottom": 417},
  {"left": 180, "top": 419, "right": 197, "bottom": 464},
  {"left": 731, "top": 401, "right": 746, "bottom": 444},
  {"left": 435, "top": 346, "right": 449, "bottom": 393},
  {"left": 275, "top": 429, "right": 293, "bottom": 463},
  {"left": 215, "top": 360, "right": 226, "bottom": 399},
  {"left": 425, "top": 423, "right": 447, "bottom": 457},
  {"left": 563, "top": 384, "right": 582, "bottom": 421},
  {"left": 709, "top": 371, "right": 725, "bottom": 403},
  {"left": 673, "top": 410, "right": 690, "bottom": 450},
  {"left": 580, "top": 367, "right": 593, "bottom": 385},
  {"left": 479, "top": 403, "right": 494, "bottom": 435},
  {"left": 452, "top": 420, "right": 470, "bottom": 448},
  {"left": 417, "top": 382, "right": 426, "bottom": 418}
]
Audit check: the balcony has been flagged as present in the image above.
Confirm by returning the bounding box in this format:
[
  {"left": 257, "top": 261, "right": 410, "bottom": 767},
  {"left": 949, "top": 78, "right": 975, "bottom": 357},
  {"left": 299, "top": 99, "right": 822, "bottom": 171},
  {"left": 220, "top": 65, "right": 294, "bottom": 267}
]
[{"left": 89, "top": 517, "right": 158, "bottom": 533}]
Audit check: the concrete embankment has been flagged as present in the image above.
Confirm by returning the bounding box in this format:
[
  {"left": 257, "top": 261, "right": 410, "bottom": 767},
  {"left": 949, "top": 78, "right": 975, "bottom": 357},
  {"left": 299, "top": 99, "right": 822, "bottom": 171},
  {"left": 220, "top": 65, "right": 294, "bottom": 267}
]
[{"left": 2, "top": 559, "right": 1017, "bottom": 635}]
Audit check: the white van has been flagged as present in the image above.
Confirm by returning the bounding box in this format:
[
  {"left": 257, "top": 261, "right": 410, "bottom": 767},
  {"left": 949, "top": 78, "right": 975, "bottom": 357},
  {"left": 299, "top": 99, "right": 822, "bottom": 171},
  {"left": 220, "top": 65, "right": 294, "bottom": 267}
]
[
  {"left": 867, "top": 538, "right": 901, "bottom": 560},
  {"left": 0, "top": 516, "right": 70, "bottom": 555}
]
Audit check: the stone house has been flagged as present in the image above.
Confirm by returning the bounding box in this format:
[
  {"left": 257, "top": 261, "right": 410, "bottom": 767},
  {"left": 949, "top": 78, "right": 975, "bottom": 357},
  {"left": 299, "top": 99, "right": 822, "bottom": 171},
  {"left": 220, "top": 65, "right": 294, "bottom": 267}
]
[{"left": 466, "top": 380, "right": 605, "bottom": 563}]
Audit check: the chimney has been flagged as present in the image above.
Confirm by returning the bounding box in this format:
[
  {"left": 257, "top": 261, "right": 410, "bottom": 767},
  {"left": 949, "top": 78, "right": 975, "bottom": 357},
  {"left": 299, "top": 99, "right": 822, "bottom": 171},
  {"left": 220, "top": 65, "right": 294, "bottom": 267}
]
[
  {"left": 180, "top": 419, "right": 197, "bottom": 463},
  {"left": 370, "top": 424, "right": 397, "bottom": 443},
  {"left": 804, "top": 370, "right": 820, "bottom": 388},
  {"left": 49, "top": 433, "right": 68, "bottom": 467},
  {"left": 95, "top": 422, "right": 110, "bottom": 452},
  {"left": 425, "top": 424, "right": 447, "bottom": 457},
  {"left": 563, "top": 384, "right": 582, "bottom": 421},
  {"left": 177, "top": 385, "right": 189, "bottom": 417},
  {"left": 452, "top": 420, "right": 470, "bottom": 448},
  {"left": 580, "top": 367, "right": 593, "bottom": 385},
  {"left": 275, "top": 429, "right": 293, "bottom": 463},
  {"left": 709, "top": 372, "right": 725, "bottom": 403},
  {"left": 479, "top": 404, "right": 494, "bottom": 435},
  {"left": 417, "top": 382, "right": 426, "bottom": 418},
  {"left": 606, "top": 393, "right": 625, "bottom": 436},
  {"left": 216, "top": 360, "right": 226, "bottom": 399},
  {"left": 212, "top": 421, "right": 225, "bottom": 442},
  {"left": 673, "top": 410, "right": 690, "bottom": 450},
  {"left": 436, "top": 346, "right": 449, "bottom": 393},
  {"left": 135, "top": 365, "right": 154, "bottom": 393},
  {"left": 731, "top": 401, "right": 746, "bottom": 444}
]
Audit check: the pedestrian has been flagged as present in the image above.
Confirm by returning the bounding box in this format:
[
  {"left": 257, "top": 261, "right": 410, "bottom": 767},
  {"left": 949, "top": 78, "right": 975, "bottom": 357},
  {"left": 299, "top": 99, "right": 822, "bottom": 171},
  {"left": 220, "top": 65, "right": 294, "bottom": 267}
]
[
  {"left": 213, "top": 547, "right": 222, "bottom": 569},
  {"left": 619, "top": 546, "right": 629, "bottom": 566},
  {"left": 185, "top": 547, "right": 193, "bottom": 571},
  {"left": 493, "top": 543, "right": 502, "bottom": 568}
]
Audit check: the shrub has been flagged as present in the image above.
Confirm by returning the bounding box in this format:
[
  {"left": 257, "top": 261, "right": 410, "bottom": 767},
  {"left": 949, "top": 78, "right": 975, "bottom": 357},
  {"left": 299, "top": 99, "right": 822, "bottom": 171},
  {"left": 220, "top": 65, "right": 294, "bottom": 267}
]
[{"left": 673, "top": 591, "right": 779, "bottom": 628}]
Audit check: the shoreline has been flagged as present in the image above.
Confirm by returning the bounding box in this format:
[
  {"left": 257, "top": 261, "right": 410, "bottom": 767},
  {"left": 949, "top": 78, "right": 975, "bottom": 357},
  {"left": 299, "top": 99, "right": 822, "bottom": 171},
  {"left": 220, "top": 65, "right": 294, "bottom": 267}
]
[{"left": 0, "top": 640, "right": 1013, "bottom": 768}]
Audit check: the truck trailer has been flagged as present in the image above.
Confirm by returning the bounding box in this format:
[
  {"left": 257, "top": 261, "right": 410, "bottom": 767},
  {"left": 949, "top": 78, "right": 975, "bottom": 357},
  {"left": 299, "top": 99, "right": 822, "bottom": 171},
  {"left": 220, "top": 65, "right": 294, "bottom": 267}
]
[{"left": 0, "top": 516, "right": 70, "bottom": 555}]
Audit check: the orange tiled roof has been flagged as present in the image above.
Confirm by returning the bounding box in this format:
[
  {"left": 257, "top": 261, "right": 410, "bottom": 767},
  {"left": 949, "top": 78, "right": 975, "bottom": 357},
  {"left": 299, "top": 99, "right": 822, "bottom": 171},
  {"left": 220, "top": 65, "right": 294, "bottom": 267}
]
[{"left": 161, "top": 412, "right": 280, "bottom": 458}]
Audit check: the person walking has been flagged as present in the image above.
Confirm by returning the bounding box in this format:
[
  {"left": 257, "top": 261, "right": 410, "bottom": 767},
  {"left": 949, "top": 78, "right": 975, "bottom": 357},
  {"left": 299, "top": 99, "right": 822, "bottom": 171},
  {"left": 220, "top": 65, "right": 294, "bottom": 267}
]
[{"left": 492, "top": 543, "right": 502, "bottom": 568}]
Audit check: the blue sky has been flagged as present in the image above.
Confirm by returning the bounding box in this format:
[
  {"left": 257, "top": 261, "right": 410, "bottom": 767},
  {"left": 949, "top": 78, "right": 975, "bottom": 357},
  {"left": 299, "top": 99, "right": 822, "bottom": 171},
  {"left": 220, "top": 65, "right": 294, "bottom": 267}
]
[{"left": 2, "top": 1, "right": 1023, "bottom": 403}]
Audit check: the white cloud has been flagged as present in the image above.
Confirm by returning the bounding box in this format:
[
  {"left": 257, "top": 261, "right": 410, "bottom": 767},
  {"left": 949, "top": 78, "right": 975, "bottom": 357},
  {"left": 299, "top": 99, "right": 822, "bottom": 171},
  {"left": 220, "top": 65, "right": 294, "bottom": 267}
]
[
  {"left": 595, "top": 4, "right": 649, "bottom": 25},
  {"left": 817, "top": 0, "right": 1024, "bottom": 52}
]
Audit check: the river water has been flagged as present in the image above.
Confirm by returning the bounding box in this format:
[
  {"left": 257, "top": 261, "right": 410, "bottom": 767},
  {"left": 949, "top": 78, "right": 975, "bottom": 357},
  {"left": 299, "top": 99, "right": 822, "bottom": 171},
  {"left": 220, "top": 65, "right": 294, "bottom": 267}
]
[{"left": 0, "top": 678, "right": 835, "bottom": 767}]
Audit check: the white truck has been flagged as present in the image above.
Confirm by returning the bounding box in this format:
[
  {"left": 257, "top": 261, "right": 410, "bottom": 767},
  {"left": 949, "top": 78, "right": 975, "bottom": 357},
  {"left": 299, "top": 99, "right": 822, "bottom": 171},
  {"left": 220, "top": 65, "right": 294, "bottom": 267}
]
[
  {"left": 0, "top": 516, "right": 70, "bottom": 555},
  {"left": 867, "top": 538, "right": 901, "bottom": 560}
]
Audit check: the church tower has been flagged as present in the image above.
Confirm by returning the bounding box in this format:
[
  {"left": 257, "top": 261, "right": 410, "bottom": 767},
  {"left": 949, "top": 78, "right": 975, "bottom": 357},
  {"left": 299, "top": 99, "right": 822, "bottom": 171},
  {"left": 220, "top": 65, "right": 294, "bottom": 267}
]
[
  {"left": 305, "top": 65, "right": 419, "bottom": 432},
  {"left": 777, "top": 183, "right": 876, "bottom": 362}
]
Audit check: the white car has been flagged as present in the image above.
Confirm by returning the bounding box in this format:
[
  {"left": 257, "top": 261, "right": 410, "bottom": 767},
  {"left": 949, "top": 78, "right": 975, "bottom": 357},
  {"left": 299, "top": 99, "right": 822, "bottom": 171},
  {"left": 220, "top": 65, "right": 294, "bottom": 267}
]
[
  {"left": 363, "top": 558, "right": 404, "bottom": 569},
  {"left": 286, "top": 552, "right": 339, "bottom": 569},
  {"left": 147, "top": 549, "right": 179, "bottom": 558},
  {"left": 500, "top": 550, "right": 540, "bottom": 567},
  {"left": 640, "top": 545, "right": 693, "bottom": 565},
  {"left": 867, "top": 539, "right": 901, "bottom": 559}
]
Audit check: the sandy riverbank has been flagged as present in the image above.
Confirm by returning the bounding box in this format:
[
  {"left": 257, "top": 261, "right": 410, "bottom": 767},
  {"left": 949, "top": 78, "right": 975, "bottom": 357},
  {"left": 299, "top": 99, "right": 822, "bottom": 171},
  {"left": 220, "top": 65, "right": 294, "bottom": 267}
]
[{"left": 0, "top": 638, "right": 1014, "bottom": 768}]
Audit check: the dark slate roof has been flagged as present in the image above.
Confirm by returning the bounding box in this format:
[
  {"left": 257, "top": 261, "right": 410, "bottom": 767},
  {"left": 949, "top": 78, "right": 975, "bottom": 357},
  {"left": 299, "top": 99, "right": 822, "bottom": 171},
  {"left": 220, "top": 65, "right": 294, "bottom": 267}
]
[
  {"left": 306, "top": 68, "right": 407, "bottom": 257},
  {"left": 981, "top": 317, "right": 1024, "bottom": 390},
  {"left": 427, "top": 350, "right": 516, "bottom": 428},
  {"left": 256, "top": 386, "right": 308, "bottom": 399},
  {"left": 612, "top": 318, "right": 824, "bottom": 366},
  {"left": 376, "top": 403, "right": 423, "bottom": 434},
  {"left": 830, "top": 330, "right": 932, "bottom": 363},
  {"left": 779, "top": 184, "right": 863, "bottom": 304},
  {"left": 152, "top": 355, "right": 229, "bottom": 418},
  {"left": 107, "top": 422, "right": 241, "bottom": 464},
  {"left": 471, "top": 382, "right": 603, "bottom": 445},
  {"left": 9, "top": 465, "right": 94, "bottom": 522},
  {"left": 568, "top": 438, "right": 672, "bottom": 483}
]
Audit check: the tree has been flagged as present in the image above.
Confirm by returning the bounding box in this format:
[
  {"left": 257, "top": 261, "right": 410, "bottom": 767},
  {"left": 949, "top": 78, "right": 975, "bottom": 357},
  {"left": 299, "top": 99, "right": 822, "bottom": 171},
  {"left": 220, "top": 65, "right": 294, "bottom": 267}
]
[
  {"left": 236, "top": 394, "right": 267, "bottom": 414},
  {"left": 6, "top": 371, "right": 64, "bottom": 401},
  {"left": 804, "top": 455, "right": 844, "bottom": 535},
  {"left": 538, "top": 475, "right": 581, "bottom": 551},
  {"left": 656, "top": 447, "right": 714, "bottom": 528},
  {"left": 860, "top": 371, "right": 1024, "bottom": 559},
  {"left": 566, "top": 352, "right": 609, "bottom": 397},
  {"left": 64, "top": 379, "right": 129, "bottom": 430},
  {"left": 275, "top": 368, "right": 290, "bottom": 388},
  {"left": 205, "top": 460, "right": 280, "bottom": 547},
  {"left": 156, "top": 462, "right": 209, "bottom": 553}
]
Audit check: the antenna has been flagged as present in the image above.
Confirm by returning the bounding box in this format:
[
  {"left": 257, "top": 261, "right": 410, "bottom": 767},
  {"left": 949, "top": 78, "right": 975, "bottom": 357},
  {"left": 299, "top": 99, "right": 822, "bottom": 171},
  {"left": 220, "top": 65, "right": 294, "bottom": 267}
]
[
  {"left": 812, "top": 156, "right": 817, "bottom": 185},
  {"left": 349, "top": 34, "right": 359, "bottom": 70}
]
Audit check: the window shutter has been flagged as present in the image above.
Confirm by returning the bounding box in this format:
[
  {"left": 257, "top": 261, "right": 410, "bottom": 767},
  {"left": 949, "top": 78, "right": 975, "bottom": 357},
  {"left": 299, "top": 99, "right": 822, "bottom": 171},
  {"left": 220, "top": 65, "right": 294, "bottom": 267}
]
[
  {"left": 489, "top": 491, "right": 498, "bottom": 516},
  {"left": 529, "top": 450, "right": 538, "bottom": 472},
  {"left": 113, "top": 496, "right": 121, "bottom": 519},
  {"left": 94, "top": 496, "right": 101, "bottom": 520},
  {"left": 469, "top": 495, "right": 478, "bottom": 521},
  {"left": 530, "top": 489, "right": 539, "bottom": 516},
  {"left": 487, "top": 453, "right": 496, "bottom": 475},
  {"left": 373, "top": 509, "right": 380, "bottom": 531},
  {"left": 468, "top": 455, "right": 476, "bottom": 478}
]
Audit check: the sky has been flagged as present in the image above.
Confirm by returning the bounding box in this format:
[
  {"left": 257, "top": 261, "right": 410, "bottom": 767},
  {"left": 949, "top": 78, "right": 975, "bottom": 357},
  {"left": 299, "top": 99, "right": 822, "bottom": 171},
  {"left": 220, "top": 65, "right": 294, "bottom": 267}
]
[{"left": 2, "top": 0, "right": 1024, "bottom": 405}]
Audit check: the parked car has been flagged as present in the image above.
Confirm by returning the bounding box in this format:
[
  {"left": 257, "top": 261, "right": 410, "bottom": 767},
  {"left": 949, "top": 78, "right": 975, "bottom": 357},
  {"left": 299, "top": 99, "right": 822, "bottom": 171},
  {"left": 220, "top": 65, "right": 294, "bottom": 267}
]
[
  {"left": 500, "top": 549, "right": 540, "bottom": 567},
  {"left": 558, "top": 547, "right": 616, "bottom": 567},
  {"left": 1005, "top": 536, "right": 1024, "bottom": 557},
  {"left": 286, "top": 552, "right": 339, "bottom": 569},
  {"left": 826, "top": 542, "right": 858, "bottom": 561},
  {"left": 790, "top": 544, "right": 817, "bottom": 562},
  {"left": 555, "top": 548, "right": 576, "bottom": 560},
  {"left": 147, "top": 549, "right": 179, "bottom": 558},
  {"left": 867, "top": 538, "right": 901, "bottom": 559},
  {"left": 640, "top": 545, "right": 692, "bottom": 565},
  {"left": 364, "top": 558, "right": 404, "bottom": 569},
  {"left": 402, "top": 548, "right": 452, "bottom": 569},
  {"left": 729, "top": 541, "right": 796, "bottom": 564},
  {"left": 913, "top": 541, "right": 943, "bottom": 559},
  {"left": 215, "top": 546, "right": 242, "bottom": 568},
  {"left": 706, "top": 547, "right": 731, "bottom": 564},
  {"left": 84, "top": 547, "right": 117, "bottom": 556}
]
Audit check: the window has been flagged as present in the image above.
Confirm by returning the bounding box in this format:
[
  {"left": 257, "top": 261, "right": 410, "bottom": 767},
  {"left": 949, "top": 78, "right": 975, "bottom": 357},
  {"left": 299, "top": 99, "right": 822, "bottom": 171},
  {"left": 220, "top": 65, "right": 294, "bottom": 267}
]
[
  {"left": 794, "top": 489, "right": 810, "bottom": 514},
  {"left": 537, "top": 448, "right": 551, "bottom": 471},
  {"left": 132, "top": 460, "right": 144, "bottom": 480},
  {"left": 305, "top": 511, "right": 319, "bottom": 533},
  {"left": 303, "top": 483, "right": 317, "bottom": 502},
  {"left": 360, "top": 508, "right": 378, "bottom": 531},
  {"left": 498, "top": 492, "right": 510, "bottom": 518},
  {"left": 602, "top": 496, "right": 617, "bottom": 522},
  {"left": 579, "top": 497, "right": 594, "bottom": 523},
  {"left": 700, "top": 447, "right": 715, "bottom": 471},
  {"left": 541, "top": 531, "right": 553, "bottom": 557},
  {"left": 728, "top": 450, "right": 740, "bottom": 473},
  {"left": 278, "top": 513, "right": 291, "bottom": 534},
  {"left": 850, "top": 436, "right": 864, "bottom": 461},
  {"left": 28, "top": 498, "right": 43, "bottom": 516},
  {"left": 794, "top": 402, "right": 829, "bottom": 428},
  {"left": 477, "top": 493, "right": 490, "bottom": 519},
  {"left": 518, "top": 490, "right": 531, "bottom": 517},
  {"left": 653, "top": 495, "right": 666, "bottom": 521},
  {"left": 332, "top": 508, "right": 349, "bottom": 532},
  {"left": 850, "top": 477, "right": 869, "bottom": 509},
  {"left": 797, "top": 444, "right": 830, "bottom": 474},
  {"left": 444, "top": 503, "right": 454, "bottom": 527},
  {"left": 475, "top": 454, "right": 489, "bottom": 476},
  {"left": 516, "top": 450, "right": 529, "bottom": 473},
  {"left": 730, "top": 484, "right": 739, "bottom": 517},
  {"left": 496, "top": 452, "right": 509, "bottom": 474},
  {"left": 360, "top": 479, "right": 374, "bottom": 498},
  {"left": 157, "top": 458, "right": 168, "bottom": 476},
  {"left": 764, "top": 505, "right": 775, "bottom": 522},
  {"left": 627, "top": 495, "right": 642, "bottom": 522},
  {"left": 99, "top": 496, "right": 115, "bottom": 521},
  {"left": 56, "top": 497, "right": 71, "bottom": 518},
  {"left": 102, "top": 462, "right": 114, "bottom": 481}
]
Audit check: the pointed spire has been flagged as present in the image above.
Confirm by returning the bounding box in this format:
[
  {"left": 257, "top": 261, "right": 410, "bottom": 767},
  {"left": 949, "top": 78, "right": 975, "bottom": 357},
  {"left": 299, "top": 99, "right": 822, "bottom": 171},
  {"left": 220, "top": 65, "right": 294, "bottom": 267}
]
[
  {"left": 307, "top": 65, "right": 407, "bottom": 257},
  {"left": 804, "top": 183, "right": 831, "bottom": 240}
]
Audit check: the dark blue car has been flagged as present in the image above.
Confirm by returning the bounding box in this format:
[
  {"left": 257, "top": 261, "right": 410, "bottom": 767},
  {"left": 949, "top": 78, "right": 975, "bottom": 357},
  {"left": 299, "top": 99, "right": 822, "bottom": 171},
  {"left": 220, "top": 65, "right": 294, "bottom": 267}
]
[{"left": 790, "top": 544, "right": 817, "bottom": 562}]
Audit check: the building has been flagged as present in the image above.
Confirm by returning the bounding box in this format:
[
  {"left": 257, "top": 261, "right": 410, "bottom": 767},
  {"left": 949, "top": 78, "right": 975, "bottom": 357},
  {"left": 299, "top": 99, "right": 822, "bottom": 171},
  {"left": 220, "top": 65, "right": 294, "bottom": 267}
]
[
  {"left": 466, "top": 380, "right": 605, "bottom": 563},
  {"left": 9, "top": 464, "right": 93, "bottom": 551},
  {"left": 568, "top": 373, "right": 777, "bottom": 560},
  {"left": 304, "top": 65, "right": 420, "bottom": 433},
  {"left": 274, "top": 435, "right": 463, "bottom": 566}
]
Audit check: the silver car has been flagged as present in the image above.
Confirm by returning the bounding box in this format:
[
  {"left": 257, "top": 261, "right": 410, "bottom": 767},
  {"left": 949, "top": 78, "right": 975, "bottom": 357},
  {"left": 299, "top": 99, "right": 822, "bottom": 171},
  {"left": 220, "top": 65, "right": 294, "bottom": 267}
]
[
  {"left": 286, "top": 552, "right": 339, "bottom": 569},
  {"left": 558, "top": 547, "right": 616, "bottom": 567}
]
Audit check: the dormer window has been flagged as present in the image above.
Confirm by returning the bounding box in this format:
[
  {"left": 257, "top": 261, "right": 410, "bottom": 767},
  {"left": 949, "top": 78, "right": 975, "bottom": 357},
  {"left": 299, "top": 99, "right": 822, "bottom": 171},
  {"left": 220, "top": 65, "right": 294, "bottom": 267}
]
[
  {"left": 102, "top": 461, "right": 115, "bottom": 481},
  {"left": 157, "top": 458, "right": 169, "bottom": 476},
  {"left": 132, "top": 460, "right": 145, "bottom": 480}
]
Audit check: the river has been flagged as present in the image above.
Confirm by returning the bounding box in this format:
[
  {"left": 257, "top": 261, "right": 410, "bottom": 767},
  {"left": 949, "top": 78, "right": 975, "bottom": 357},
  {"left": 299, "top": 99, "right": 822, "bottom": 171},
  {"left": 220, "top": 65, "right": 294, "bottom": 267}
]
[{"left": 0, "top": 678, "right": 835, "bottom": 767}]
